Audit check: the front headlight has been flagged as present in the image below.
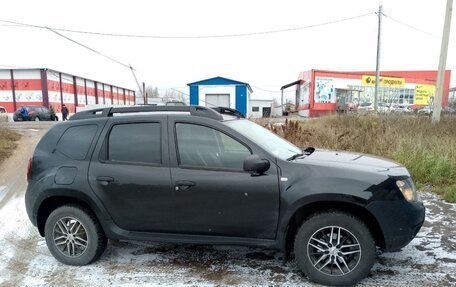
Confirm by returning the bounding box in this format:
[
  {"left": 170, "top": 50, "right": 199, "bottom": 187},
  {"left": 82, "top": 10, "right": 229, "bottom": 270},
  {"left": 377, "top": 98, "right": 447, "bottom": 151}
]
[{"left": 396, "top": 179, "right": 419, "bottom": 201}]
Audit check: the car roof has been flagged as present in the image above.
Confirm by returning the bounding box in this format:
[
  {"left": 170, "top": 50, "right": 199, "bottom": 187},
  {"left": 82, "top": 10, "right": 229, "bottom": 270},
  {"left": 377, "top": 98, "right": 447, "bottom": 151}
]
[{"left": 69, "top": 106, "right": 243, "bottom": 122}]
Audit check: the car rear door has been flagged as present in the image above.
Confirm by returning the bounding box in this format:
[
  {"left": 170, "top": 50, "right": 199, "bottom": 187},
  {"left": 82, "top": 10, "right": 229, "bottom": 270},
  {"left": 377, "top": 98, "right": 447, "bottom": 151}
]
[
  {"left": 88, "top": 115, "right": 175, "bottom": 232},
  {"left": 39, "top": 107, "right": 51, "bottom": 120},
  {"left": 168, "top": 116, "right": 280, "bottom": 239}
]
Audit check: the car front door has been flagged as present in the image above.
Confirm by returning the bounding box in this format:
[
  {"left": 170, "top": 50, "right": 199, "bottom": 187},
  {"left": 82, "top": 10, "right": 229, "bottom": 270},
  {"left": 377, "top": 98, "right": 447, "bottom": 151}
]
[
  {"left": 88, "top": 116, "right": 175, "bottom": 232},
  {"left": 168, "top": 117, "right": 280, "bottom": 239}
]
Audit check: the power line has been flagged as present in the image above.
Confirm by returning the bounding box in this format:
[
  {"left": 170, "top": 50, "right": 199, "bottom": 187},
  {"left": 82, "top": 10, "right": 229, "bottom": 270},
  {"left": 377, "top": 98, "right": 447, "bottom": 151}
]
[
  {"left": 383, "top": 14, "right": 441, "bottom": 39},
  {"left": 45, "top": 26, "right": 131, "bottom": 69},
  {"left": 252, "top": 86, "right": 297, "bottom": 93},
  {"left": 0, "top": 12, "right": 374, "bottom": 39}
]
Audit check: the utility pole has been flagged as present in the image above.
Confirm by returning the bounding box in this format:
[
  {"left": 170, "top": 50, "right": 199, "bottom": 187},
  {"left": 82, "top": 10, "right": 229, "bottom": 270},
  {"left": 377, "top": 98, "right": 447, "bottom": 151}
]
[
  {"left": 129, "top": 64, "right": 143, "bottom": 102},
  {"left": 142, "top": 82, "right": 146, "bottom": 105},
  {"left": 432, "top": 0, "right": 453, "bottom": 123},
  {"left": 374, "top": 5, "right": 383, "bottom": 112},
  {"left": 281, "top": 89, "right": 284, "bottom": 116}
]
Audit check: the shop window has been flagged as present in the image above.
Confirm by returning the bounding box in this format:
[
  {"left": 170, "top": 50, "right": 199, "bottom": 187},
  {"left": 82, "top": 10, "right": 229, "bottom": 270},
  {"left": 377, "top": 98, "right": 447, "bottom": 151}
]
[{"left": 252, "top": 106, "right": 260, "bottom": 112}]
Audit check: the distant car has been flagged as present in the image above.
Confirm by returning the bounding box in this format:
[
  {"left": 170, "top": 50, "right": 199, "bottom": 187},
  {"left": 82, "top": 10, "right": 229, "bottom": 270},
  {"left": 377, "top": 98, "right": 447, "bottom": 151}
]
[
  {"left": 164, "top": 101, "right": 186, "bottom": 106},
  {"left": 152, "top": 101, "right": 186, "bottom": 107},
  {"left": 391, "top": 104, "right": 413, "bottom": 113},
  {"left": 357, "top": 102, "right": 374, "bottom": 112},
  {"left": 417, "top": 106, "right": 433, "bottom": 115},
  {"left": 13, "top": 106, "right": 55, "bottom": 122},
  {"left": 377, "top": 103, "right": 391, "bottom": 113}
]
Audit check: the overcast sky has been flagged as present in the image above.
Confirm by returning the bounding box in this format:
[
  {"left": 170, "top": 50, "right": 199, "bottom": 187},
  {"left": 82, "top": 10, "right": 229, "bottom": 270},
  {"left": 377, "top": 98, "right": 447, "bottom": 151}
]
[{"left": 1, "top": 0, "right": 455, "bottom": 101}]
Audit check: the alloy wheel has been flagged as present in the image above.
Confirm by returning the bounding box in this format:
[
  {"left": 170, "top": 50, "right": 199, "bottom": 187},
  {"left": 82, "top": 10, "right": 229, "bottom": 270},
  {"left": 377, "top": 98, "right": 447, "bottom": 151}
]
[
  {"left": 307, "top": 226, "right": 361, "bottom": 276},
  {"left": 53, "top": 217, "right": 88, "bottom": 257}
]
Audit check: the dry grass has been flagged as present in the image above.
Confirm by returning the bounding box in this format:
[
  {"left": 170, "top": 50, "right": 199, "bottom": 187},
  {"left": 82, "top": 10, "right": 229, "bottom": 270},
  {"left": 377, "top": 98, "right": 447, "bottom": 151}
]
[
  {"left": 259, "top": 115, "right": 456, "bottom": 202},
  {"left": 0, "top": 128, "right": 21, "bottom": 165}
]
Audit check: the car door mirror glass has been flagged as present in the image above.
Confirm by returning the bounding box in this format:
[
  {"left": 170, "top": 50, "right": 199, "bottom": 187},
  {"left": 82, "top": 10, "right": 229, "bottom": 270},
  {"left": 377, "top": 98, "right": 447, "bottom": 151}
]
[{"left": 243, "top": 154, "right": 270, "bottom": 175}]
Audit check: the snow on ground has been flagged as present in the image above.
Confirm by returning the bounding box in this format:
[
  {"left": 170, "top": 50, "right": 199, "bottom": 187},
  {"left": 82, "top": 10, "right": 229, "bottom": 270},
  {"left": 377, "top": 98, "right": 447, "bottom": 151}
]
[{"left": 0, "top": 191, "right": 455, "bottom": 287}]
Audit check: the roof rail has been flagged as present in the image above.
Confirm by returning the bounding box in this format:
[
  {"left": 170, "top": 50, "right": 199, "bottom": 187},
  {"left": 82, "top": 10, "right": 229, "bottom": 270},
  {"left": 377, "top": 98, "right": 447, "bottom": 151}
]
[
  {"left": 69, "top": 105, "right": 224, "bottom": 121},
  {"left": 211, "top": 107, "right": 245, "bottom": 118},
  {"left": 69, "top": 108, "right": 111, "bottom": 120}
]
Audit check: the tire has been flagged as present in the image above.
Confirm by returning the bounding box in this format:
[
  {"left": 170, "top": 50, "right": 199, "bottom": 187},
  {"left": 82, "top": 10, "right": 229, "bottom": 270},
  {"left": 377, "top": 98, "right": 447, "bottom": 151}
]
[
  {"left": 294, "top": 212, "right": 375, "bottom": 286},
  {"left": 44, "top": 205, "right": 107, "bottom": 266},
  {"left": 34, "top": 116, "right": 40, "bottom": 121}
]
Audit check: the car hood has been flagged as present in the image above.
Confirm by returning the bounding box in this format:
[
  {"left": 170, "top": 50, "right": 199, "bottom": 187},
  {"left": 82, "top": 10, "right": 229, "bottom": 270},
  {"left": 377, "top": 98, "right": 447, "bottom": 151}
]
[{"left": 299, "top": 149, "right": 402, "bottom": 170}]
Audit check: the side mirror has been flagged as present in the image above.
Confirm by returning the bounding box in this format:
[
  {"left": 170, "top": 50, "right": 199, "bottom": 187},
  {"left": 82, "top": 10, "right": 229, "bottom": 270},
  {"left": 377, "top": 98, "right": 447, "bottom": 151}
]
[{"left": 243, "top": 154, "right": 270, "bottom": 175}]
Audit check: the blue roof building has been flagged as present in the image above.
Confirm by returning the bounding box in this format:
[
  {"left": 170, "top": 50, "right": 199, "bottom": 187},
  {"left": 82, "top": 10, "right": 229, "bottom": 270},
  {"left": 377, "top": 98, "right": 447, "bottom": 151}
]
[{"left": 187, "top": 76, "right": 253, "bottom": 117}]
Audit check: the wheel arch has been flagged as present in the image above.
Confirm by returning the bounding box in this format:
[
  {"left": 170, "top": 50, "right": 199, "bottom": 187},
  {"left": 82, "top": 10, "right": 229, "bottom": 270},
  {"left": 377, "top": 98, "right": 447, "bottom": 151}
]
[
  {"left": 281, "top": 200, "right": 385, "bottom": 259},
  {"left": 36, "top": 193, "right": 105, "bottom": 237}
]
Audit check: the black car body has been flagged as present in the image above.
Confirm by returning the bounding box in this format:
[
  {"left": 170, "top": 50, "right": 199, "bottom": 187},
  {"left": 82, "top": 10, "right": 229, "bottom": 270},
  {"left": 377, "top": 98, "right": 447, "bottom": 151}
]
[
  {"left": 13, "top": 105, "right": 54, "bottom": 121},
  {"left": 25, "top": 106, "right": 425, "bottom": 286}
]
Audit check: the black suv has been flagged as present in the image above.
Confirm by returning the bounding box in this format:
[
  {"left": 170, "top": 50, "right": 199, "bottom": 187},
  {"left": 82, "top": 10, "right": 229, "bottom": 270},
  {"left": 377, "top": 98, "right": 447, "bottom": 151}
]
[
  {"left": 13, "top": 105, "right": 55, "bottom": 121},
  {"left": 25, "top": 106, "right": 425, "bottom": 286}
]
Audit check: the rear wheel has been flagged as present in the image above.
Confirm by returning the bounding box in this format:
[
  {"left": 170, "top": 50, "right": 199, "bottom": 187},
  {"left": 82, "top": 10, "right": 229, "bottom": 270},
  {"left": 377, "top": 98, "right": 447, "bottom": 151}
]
[
  {"left": 294, "top": 212, "right": 375, "bottom": 286},
  {"left": 44, "top": 205, "right": 107, "bottom": 265}
]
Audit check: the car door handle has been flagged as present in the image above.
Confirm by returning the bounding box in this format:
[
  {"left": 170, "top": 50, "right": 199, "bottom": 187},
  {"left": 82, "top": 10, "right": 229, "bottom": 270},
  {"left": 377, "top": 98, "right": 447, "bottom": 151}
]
[
  {"left": 96, "top": 176, "right": 115, "bottom": 186},
  {"left": 175, "top": 180, "right": 196, "bottom": 191}
]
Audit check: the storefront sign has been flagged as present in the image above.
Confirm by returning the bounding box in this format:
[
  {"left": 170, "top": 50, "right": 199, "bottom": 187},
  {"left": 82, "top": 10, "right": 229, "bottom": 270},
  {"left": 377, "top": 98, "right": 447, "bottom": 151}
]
[
  {"left": 361, "top": 75, "right": 405, "bottom": 88},
  {"left": 414, "top": 84, "right": 435, "bottom": 105},
  {"left": 314, "top": 77, "right": 336, "bottom": 103}
]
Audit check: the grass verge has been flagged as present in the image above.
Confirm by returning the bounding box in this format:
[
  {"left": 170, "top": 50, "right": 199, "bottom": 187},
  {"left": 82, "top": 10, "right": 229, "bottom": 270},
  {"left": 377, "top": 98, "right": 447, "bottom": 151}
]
[
  {"left": 0, "top": 127, "right": 21, "bottom": 165},
  {"left": 260, "top": 115, "right": 456, "bottom": 202}
]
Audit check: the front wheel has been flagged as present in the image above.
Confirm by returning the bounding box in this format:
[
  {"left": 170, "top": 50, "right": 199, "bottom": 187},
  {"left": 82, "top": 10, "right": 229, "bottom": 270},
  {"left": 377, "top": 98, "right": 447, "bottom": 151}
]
[
  {"left": 294, "top": 212, "right": 375, "bottom": 286},
  {"left": 44, "top": 205, "right": 107, "bottom": 266}
]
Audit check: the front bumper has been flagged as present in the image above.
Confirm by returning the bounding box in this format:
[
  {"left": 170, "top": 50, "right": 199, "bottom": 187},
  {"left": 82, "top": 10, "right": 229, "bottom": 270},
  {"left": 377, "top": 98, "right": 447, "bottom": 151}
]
[{"left": 367, "top": 200, "right": 425, "bottom": 251}]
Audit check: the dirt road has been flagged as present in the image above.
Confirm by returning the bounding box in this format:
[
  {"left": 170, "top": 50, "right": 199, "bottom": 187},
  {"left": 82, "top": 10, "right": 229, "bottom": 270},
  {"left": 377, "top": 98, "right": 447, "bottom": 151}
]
[{"left": 0, "top": 122, "right": 455, "bottom": 286}]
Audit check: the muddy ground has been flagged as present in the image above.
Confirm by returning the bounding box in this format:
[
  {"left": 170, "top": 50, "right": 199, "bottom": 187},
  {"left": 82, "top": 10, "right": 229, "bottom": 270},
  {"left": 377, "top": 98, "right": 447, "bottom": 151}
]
[{"left": 0, "top": 122, "right": 455, "bottom": 286}]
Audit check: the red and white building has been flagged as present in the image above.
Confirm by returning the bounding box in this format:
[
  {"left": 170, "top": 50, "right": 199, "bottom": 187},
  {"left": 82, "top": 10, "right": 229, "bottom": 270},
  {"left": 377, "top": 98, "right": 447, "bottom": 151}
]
[
  {"left": 0, "top": 68, "right": 136, "bottom": 114},
  {"left": 282, "top": 69, "right": 452, "bottom": 117}
]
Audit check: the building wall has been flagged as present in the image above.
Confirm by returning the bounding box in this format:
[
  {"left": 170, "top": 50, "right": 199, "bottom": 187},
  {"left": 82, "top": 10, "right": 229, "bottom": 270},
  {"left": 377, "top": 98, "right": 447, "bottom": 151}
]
[
  {"left": 296, "top": 69, "right": 452, "bottom": 117},
  {"left": 60, "top": 72, "right": 75, "bottom": 113},
  {"left": 47, "top": 70, "right": 62, "bottom": 113},
  {"left": 188, "top": 77, "right": 252, "bottom": 117},
  {"left": 189, "top": 86, "right": 199, "bottom": 105},
  {"left": 76, "top": 77, "right": 87, "bottom": 106},
  {"left": 190, "top": 84, "right": 250, "bottom": 116},
  {"left": 0, "top": 69, "right": 135, "bottom": 113},
  {"left": 196, "top": 85, "right": 237, "bottom": 110},
  {"left": 0, "top": 70, "right": 14, "bottom": 111},
  {"left": 0, "top": 69, "right": 43, "bottom": 112},
  {"left": 86, "top": 80, "right": 97, "bottom": 105},
  {"left": 235, "top": 85, "right": 247, "bottom": 116},
  {"left": 249, "top": 100, "right": 272, "bottom": 118}
]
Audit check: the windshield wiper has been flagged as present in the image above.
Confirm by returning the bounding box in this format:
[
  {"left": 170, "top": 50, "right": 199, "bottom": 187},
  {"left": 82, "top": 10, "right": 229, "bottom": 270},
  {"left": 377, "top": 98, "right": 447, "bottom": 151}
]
[
  {"left": 286, "top": 147, "right": 315, "bottom": 161},
  {"left": 287, "top": 153, "right": 305, "bottom": 161}
]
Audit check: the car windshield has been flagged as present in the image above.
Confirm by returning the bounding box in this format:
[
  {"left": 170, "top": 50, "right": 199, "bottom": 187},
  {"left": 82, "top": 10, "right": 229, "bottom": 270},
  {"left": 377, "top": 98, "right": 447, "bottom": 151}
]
[{"left": 223, "top": 119, "right": 302, "bottom": 160}]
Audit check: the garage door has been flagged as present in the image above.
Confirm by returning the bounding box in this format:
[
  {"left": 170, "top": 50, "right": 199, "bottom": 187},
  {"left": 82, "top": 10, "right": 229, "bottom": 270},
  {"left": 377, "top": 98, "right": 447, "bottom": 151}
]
[{"left": 205, "top": 94, "right": 230, "bottom": 108}]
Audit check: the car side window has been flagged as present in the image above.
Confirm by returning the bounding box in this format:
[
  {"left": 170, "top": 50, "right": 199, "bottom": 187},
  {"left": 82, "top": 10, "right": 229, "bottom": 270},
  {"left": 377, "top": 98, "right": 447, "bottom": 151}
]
[
  {"left": 57, "top": 125, "right": 98, "bottom": 160},
  {"left": 176, "top": 123, "right": 251, "bottom": 169},
  {"left": 108, "top": 122, "right": 161, "bottom": 164}
]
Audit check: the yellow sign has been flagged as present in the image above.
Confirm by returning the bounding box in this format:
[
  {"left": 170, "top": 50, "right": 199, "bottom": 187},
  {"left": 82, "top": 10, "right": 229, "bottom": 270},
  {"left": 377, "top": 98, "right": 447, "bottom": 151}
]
[
  {"left": 361, "top": 75, "right": 405, "bottom": 87},
  {"left": 414, "top": 84, "right": 435, "bottom": 105}
]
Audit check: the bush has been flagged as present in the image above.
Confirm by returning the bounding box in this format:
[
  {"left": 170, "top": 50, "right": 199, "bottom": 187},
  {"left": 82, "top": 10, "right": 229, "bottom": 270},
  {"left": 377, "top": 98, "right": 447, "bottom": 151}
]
[
  {"left": 0, "top": 128, "right": 21, "bottom": 164},
  {"left": 439, "top": 184, "right": 456, "bottom": 202}
]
